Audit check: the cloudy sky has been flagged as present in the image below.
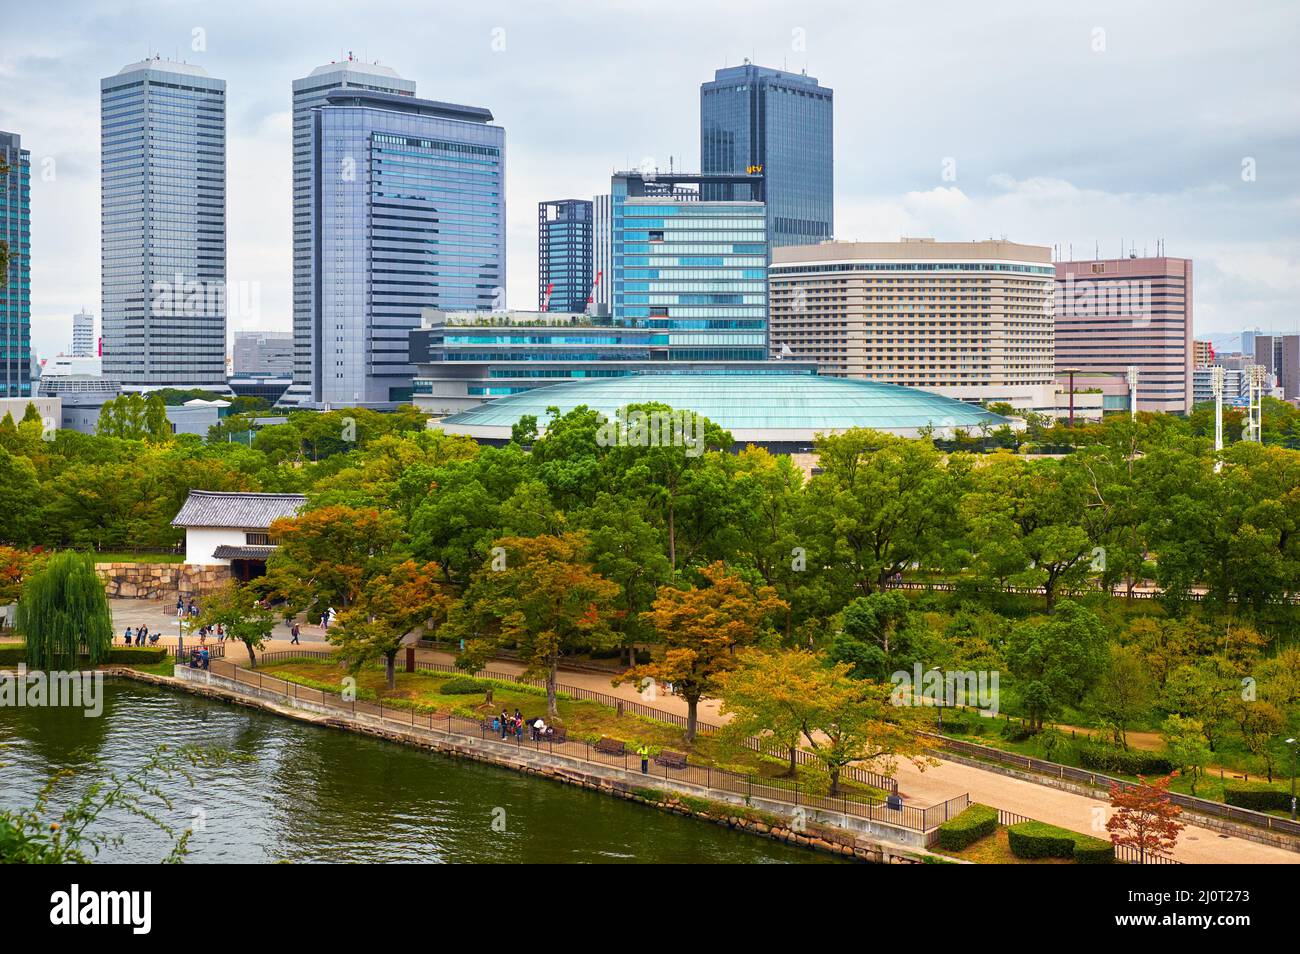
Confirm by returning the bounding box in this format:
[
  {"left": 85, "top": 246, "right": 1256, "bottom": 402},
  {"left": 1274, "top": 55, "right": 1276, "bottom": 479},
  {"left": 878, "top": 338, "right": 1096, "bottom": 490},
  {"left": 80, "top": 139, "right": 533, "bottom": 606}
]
[{"left": 2, "top": 0, "right": 1297, "bottom": 359}]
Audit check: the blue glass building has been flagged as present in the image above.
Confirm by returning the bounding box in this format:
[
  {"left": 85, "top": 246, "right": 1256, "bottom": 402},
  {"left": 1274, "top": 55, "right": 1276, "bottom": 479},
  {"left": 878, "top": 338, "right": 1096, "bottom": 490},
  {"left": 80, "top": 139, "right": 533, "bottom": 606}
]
[
  {"left": 538, "top": 199, "right": 592, "bottom": 313},
  {"left": 700, "top": 62, "right": 833, "bottom": 248},
  {"left": 0, "top": 131, "right": 30, "bottom": 398},
  {"left": 309, "top": 89, "right": 505, "bottom": 408},
  {"left": 283, "top": 57, "right": 416, "bottom": 408},
  {"left": 612, "top": 170, "right": 768, "bottom": 362},
  {"left": 100, "top": 58, "right": 227, "bottom": 387}
]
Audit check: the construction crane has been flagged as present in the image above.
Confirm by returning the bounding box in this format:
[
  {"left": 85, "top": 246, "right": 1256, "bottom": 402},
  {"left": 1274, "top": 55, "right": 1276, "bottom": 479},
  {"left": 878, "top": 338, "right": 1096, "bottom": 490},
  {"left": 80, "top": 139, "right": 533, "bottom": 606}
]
[
  {"left": 541, "top": 281, "right": 554, "bottom": 312},
  {"left": 586, "top": 270, "right": 603, "bottom": 309}
]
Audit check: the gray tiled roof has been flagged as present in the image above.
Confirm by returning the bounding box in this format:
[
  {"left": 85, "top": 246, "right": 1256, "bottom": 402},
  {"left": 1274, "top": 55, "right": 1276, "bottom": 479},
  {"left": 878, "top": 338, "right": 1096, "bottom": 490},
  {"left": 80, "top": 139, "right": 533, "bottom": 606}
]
[
  {"left": 172, "top": 491, "right": 307, "bottom": 530},
  {"left": 211, "top": 544, "right": 278, "bottom": 560}
]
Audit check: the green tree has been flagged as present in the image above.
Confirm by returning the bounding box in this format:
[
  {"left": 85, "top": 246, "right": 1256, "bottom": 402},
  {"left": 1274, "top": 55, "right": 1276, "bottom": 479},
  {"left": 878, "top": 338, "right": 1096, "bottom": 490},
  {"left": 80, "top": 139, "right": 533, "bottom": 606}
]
[
  {"left": 1004, "top": 600, "right": 1109, "bottom": 731},
  {"left": 1088, "top": 643, "right": 1153, "bottom": 748},
  {"left": 0, "top": 446, "right": 40, "bottom": 544},
  {"left": 16, "top": 551, "right": 114, "bottom": 669},
  {"left": 1161, "top": 715, "right": 1211, "bottom": 795},
  {"left": 807, "top": 429, "right": 963, "bottom": 596},
  {"left": 715, "top": 648, "right": 824, "bottom": 777},
  {"left": 445, "top": 532, "right": 619, "bottom": 718},
  {"left": 193, "top": 580, "right": 276, "bottom": 668}
]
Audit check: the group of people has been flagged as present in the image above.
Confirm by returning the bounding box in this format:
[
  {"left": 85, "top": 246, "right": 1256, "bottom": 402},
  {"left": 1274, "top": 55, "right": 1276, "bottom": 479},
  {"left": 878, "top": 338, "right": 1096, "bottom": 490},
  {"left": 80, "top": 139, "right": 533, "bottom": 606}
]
[
  {"left": 187, "top": 646, "right": 211, "bottom": 670},
  {"left": 122, "top": 625, "right": 158, "bottom": 646},
  {"left": 176, "top": 595, "right": 201, "bottom": 617},
  {"left": 488, "top": 709, "right": 559, "bottom": 744}
]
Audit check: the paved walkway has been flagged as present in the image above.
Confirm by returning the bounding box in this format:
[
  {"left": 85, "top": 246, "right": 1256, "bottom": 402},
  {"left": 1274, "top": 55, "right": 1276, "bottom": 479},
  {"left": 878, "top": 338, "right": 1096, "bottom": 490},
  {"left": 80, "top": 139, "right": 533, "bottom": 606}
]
[{"left": 108, "top": 598, "right": 1300, "bottom": 864}]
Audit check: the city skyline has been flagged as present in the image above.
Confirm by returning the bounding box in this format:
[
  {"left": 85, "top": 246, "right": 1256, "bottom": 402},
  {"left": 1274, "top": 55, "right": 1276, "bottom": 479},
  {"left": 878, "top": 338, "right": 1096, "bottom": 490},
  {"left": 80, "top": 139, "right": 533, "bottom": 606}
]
[{"left": 1, "top": 0, "right": 1297, "bottom": 361}]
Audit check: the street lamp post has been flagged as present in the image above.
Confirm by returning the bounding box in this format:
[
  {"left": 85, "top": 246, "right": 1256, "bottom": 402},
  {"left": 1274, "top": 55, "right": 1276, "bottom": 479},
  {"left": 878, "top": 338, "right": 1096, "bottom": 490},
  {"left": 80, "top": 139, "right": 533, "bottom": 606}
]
[
  {"left": 1211, "top": 366, "right": 1224, "bottom": 474},
  {"left": 1287, "top": 738, "right": 1298, "bottom": 821},
  {"left": 1126, "top": 365, "right": 1139, "bottom": 421},
  {"left": 930, "top": 666, "right": 944, "bottom": 728}
]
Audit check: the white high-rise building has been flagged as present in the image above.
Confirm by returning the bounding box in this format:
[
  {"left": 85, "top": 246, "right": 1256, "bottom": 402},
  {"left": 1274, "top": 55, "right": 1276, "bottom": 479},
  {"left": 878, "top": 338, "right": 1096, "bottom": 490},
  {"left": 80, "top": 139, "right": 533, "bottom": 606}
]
[
  {"left": 770, "top": 239, "right": 1059, "bottom": 411},
  {"left": 100, "top": 57, "right": 227, "bottom": 388},
  {"left": 280, "top": 56, "right": 416, "bottom": 408},
  {"left": 71, "top": 310, "right": 95, "bottom": 357},
  {"left": 592, "top": 193, "right": 612, "bottom": 312}
]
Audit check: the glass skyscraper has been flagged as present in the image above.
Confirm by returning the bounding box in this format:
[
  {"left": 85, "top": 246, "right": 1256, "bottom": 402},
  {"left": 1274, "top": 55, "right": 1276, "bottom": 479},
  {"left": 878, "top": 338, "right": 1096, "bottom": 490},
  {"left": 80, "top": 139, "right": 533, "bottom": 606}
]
[
  {"left": 0, "top": 131, "right": 31, "bottom": 397},
  {"left": 611, "top": 170, "right": 768, "bottom": 361},
  {"left": 308, "top": 89, "right": 505, "bottom": 408},
  {"left": 101, "top": 57, "right": 227, "bottom": 387},
  {"left": 282, "top": 57, "right": 416, "bottom": 408},
  {"left": 700, "top": 62, "right": 833, "bottom": 248},
  {"left": 538, "top": 199, "right": 592, "bottom": 312}
]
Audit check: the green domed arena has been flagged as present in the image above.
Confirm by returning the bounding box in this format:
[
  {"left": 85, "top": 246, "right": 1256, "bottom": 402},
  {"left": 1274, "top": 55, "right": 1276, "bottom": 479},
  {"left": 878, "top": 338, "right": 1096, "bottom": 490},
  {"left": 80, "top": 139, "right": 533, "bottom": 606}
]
[{"left": 436, "top": 371, "right": 1013, "bottom": 452}]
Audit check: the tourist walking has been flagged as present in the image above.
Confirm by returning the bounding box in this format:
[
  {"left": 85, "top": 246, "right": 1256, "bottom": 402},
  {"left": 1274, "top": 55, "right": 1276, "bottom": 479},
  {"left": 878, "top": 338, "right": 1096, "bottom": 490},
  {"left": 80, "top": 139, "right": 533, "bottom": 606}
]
[{"left": 290, "top": 622, "right": 300, "bottom": 645}]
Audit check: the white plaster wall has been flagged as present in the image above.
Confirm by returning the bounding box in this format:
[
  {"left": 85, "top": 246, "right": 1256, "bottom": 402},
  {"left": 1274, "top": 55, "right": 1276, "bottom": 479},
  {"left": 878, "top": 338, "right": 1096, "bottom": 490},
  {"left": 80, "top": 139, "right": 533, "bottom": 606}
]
[{"left": 185, "top": 527, "right": 242, "bottom": 566}]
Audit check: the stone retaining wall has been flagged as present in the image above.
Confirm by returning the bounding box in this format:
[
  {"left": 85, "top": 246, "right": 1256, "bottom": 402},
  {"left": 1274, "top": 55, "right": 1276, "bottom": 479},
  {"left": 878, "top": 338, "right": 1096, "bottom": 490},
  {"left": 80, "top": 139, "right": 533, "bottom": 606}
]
[{"left": 96, "top": 562, "right": 231, "bottom": 600}]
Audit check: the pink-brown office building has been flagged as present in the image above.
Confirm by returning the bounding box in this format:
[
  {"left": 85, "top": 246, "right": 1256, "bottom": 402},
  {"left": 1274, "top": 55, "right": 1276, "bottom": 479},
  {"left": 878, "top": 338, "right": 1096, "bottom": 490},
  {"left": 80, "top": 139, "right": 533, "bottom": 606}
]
[{"left": 1054, "top": 256, "right": 1193, "bottom": 414}]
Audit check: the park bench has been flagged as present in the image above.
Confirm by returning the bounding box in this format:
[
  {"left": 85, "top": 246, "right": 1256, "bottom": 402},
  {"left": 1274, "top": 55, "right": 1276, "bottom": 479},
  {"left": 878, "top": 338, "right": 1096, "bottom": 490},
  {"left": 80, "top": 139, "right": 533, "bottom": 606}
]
[
  {"left": 594, "top": 737, "right": 626, "bottom": 756},
  {"left": 654, "top": 750, "right": 687, "bottom": 770}
]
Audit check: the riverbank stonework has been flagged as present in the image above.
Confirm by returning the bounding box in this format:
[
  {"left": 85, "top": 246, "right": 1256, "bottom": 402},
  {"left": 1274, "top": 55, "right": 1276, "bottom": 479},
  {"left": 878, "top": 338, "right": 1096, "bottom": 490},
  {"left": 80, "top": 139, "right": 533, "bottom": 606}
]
[
  {"left": 111, "top": 666, "right": 946, "bottom": 864},
  {"left": 96, "top": 563, "right": 231, "bottom": 600}
]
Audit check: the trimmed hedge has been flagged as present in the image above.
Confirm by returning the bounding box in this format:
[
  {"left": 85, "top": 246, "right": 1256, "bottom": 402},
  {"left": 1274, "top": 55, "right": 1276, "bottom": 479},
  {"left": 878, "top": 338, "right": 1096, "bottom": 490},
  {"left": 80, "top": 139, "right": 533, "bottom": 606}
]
[
  {"left": 1007, "top": 820, "right": 1115, "bottom": 864},
  {"left": 1077, "top": 742, "right": 1174, "bottom": 776},
  {"left": 0, "top": 644, "right": 168, "bottom": 666},
  {"left": 440, "top": 676, "right": 487, "bottom": 695},
  {"left": 937, "top": 802, "right": 998, "bottom": 851},
  {"left": 1224, "top": 783, "right": 1292, "bottom": 813}
]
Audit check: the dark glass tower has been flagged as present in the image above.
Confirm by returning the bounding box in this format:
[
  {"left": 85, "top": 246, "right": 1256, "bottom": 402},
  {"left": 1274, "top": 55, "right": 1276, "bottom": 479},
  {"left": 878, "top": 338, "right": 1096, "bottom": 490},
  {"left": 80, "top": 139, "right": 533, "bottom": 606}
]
[
  {"left": 700, "top": 62, "right": 833, "bottom": 248},
  {"left": 0, "top": 131, "right": 31, "bottom": 397},
  {"left": 538, "top": 199, "right": 592, "bottom": 312}
]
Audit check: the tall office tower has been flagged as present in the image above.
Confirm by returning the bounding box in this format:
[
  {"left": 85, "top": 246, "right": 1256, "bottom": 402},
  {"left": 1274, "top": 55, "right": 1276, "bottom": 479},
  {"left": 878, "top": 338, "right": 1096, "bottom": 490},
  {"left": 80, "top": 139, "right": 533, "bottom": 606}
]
[
  {"left": 307, "top": 89, "right": 504, "bottom": 408},
  {"left": 1253, "top": 334, "right": 1300, "bottom": 399},
  {"left": 0, "top": 131, "right": 31, "bottom": 397},
  {"left": 281, "top": 57, "right": 417, "bottom": 407},
  {"left": 232, "top": 330, "right": 294, "bottom": 376},
  {"left": 700, "top": 62, "right": 833, "bottom": 248},
  {"left": 101, "top": 57, "right": 227, "bottom": 388},
  {"left": 1241, "top": 327, "right": 1261, "bottom": 360},
  {"left": 71, "top": 311, "right": 96, "bottom": 356},
  {"left": 1054, "top": 256, "right": 1194, "bottom": 414},
  {"left": 592, "top": 193, "right": 612, "bottom": 311},
  {"left": 611, "top": 169, "right": 768, "bottom": 361},
  {"left": 770, "top": 239, "right": 1058, "bottom": 410},
  {"left": 538, "top": 199, "right": 592, "bottom": 312}
]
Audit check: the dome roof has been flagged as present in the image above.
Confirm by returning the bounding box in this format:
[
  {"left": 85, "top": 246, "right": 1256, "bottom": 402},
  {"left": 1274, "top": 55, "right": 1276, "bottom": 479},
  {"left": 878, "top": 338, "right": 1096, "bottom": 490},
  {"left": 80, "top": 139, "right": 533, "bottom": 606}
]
[{"left": 436, "top": 371, "right": 1012, "bottom": 446}]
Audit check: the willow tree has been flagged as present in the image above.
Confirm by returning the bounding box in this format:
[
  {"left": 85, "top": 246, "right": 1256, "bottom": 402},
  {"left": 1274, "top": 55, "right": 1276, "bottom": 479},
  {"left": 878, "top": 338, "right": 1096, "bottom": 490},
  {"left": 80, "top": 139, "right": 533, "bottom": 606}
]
[{"left": 17, "top": 552, "right": 114, "bottom": 669}]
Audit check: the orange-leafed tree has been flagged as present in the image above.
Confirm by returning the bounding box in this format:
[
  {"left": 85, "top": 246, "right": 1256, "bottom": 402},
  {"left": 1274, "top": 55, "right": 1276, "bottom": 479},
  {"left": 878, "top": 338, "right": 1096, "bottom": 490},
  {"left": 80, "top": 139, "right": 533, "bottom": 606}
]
[
  {"left": 332, "top": 559, "right": 452, "bottom": 690},
  {"left": 1106, "top": 773, "right": 1186, "bottom": 863},
  {"left": 444, "top": 533, "right": 619, "bottom": 718},
  {"left": 620, "top": 562, "right": 788, "bottom": 743},
  {"left": 261, "top": 505, "right": 405, "bottom": 619}
]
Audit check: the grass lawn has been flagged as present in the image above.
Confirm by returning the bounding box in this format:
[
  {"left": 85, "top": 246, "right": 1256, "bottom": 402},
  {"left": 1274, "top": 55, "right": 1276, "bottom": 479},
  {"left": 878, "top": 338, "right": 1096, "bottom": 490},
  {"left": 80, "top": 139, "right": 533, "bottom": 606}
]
[
  {"left": 256, "top": 657, "right": 888, "bottom": 802},
  {"left": 92, "top": 552, "right": 185, "bottom": 564},
  {"left": 943, "top": 826, "right": 1073, "bottom": 864}
]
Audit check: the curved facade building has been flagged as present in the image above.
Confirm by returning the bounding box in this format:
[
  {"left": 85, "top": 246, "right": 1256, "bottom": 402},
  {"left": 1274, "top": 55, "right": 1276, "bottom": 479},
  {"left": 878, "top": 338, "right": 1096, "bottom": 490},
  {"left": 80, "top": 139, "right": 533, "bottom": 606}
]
[{"left": 435, "top": 370, "right": 1011, "bottom": 450}]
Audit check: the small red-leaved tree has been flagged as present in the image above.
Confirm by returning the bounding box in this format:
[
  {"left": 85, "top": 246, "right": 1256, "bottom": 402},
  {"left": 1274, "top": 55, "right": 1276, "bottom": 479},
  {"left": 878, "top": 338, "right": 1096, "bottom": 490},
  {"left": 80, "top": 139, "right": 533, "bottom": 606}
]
[{"left": 1106, "top": 773, "right": 1185, "bottom": 863}]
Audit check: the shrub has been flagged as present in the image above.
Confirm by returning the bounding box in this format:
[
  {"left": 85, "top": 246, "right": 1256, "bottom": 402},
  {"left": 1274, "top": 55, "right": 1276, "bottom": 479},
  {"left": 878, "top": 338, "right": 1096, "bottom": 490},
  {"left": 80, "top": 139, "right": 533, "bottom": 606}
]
[
  {"left": 937, "top": 803, "right": 998, "bottom": 851},
  {"left": 439, "top": 676, "right": 487, "bottom": 695},
  {"left": 1224, "top": 783, "right": 1291, "bottom": 813},
  {"left": 1007, "top": 821, "right": 1076, "bottom": 859},
  {"left": 0, "top": 644, "right": 166, "bottom": 666},
  {"left": 1072, "top": 834, "right": 1117, "bottom": 864},
  {"left": 1007, "top": 820, "right": 1115, "bottom": 863},
  {"left": 1077, "top": 742, "right": 1173, "bottom": 776},
  {"left": 1000, "top": 721, "right": 1035, "bottom": 743}
]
